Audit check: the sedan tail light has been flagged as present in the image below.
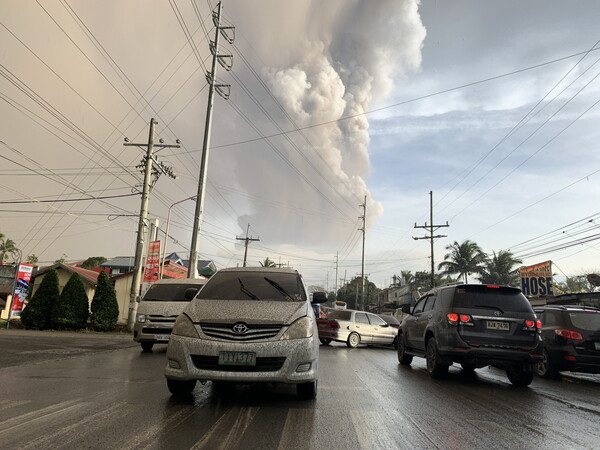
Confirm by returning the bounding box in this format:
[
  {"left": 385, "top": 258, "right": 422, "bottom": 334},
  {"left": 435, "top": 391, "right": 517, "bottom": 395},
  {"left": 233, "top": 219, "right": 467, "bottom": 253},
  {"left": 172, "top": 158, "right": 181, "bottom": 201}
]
[{"left": 554, "top": 329, "right": 583, "bottom": 341}]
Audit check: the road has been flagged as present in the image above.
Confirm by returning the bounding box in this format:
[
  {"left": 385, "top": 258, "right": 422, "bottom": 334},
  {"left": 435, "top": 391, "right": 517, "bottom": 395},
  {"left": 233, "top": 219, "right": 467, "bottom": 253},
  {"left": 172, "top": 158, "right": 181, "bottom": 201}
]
[{"left": 0, "top": 330, "right": 599, "bottom": 449}]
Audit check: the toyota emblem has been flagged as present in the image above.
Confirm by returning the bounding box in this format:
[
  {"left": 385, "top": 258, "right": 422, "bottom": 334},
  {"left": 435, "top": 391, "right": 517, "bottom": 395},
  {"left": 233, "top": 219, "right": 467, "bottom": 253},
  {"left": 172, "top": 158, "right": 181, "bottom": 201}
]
[
  {"left": 494, "top": 311, "right": 502, "bottom": 316},
  {"left": 232, "top": 323, "right": 249, "bottom": 334}
]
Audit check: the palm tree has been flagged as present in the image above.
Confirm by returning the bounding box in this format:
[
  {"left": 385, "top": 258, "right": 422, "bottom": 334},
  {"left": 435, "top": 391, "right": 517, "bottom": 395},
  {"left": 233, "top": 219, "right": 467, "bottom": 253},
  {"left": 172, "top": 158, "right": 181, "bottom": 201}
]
[
  {"left": 438, "top": 240, "right": 487, "bottom": 283},
  {"left": 478, "top": 250, "right": 522, "bottom": 286},
  {"left": 0, "top": 234, "right": 20, "bottom": 264},
  {"left": 259, "top": 257, "right": 276, "bottom": 267}
]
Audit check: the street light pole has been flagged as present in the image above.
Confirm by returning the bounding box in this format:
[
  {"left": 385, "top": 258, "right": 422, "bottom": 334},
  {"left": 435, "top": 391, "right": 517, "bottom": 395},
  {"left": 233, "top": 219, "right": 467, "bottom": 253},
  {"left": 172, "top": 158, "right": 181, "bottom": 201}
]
[{"left": 160, "top": 195, "right": 198, "bottom": 279}]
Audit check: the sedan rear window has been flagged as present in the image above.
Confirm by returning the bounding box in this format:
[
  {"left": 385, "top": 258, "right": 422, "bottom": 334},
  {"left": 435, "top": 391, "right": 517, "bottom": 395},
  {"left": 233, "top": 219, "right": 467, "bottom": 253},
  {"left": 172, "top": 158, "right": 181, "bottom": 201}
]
[
  {"left": 568, "top": 312, "right": 600, "bottom": 331},
  {"left": 142, "top": 283, "right": 202, "bottom": 302},
  {"left": 452, "top": 285, "right": 533, "bottom": 313},
  {"left": 197, "top": 272, "right": 306, "bottom": 302}
]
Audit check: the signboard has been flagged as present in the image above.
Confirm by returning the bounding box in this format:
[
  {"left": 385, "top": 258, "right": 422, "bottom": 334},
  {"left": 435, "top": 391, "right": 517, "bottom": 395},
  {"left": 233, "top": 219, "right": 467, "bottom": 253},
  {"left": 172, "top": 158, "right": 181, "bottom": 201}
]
[
  {"left": 9, "top": 263, "right": 35, "bottom": 318},
  {"left": 520, "top": 261, "right": 554, "bottom": 297},
  {"left": 141, "top": 240, "right": 161, "bottom": 297}
]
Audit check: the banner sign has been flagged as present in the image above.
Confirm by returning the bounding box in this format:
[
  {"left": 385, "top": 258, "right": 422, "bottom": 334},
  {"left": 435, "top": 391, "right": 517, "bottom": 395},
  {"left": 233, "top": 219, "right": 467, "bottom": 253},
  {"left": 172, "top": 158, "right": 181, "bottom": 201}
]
[
  {"left": 9, "top": 263, "right": 35, "bottom": 318},
  {"left": 143, "top": 240, "right": 161, "bottom": 283},
  {"left": 520, "top": 260, "right": 554, "bottom": 297}
]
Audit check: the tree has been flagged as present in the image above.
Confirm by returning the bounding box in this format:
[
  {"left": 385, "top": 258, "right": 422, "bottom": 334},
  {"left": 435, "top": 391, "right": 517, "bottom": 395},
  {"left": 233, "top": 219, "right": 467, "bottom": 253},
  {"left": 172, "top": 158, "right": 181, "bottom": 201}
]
[
  {"left": 438, "top": 240, "right": 487, "bottom": 283},
  {"left": 51, "top": 273, "right": 89, "bottom": 330},
  {"left": 54, "top": 254, "right": 68, "bottom": 264},
  {"left": 0, "top": 234, "right": 20, "bottom": 264},
  {"left": 259, "top": 257, "right": 276, "bottom": 267},
  {"left": 20, "top": 269, "right": 60, "bottom": 330},
  {"left": 90, "top": 271, "right": 119, "bottom": 331},
  {"left": 478, "top": 250, "right": 522, "bottom": 286},
  {"left": 81, "top": 256, "right": 107, "bottom": 270},
  {"left": 336, "top": 277, "right": 378, "bottom": 310},
  {"left": 26, "top": 254, "right": 39, "bottom": 265}
]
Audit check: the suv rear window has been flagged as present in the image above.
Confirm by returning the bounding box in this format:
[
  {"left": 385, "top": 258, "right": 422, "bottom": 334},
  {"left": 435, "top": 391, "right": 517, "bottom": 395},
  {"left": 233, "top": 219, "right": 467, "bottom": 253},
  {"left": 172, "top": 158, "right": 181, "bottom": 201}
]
[
  {"left": 569, "top": 311, "right": 600, "bottom": 330},
  {"left": 197, "top": 271, "right": 306, "bottom": 302},
  {"left": 452, "top": 285, "right": 532, "bottom": 313},
  {"left": 143, "top": 283, "right": 202, "bottom": 302}
]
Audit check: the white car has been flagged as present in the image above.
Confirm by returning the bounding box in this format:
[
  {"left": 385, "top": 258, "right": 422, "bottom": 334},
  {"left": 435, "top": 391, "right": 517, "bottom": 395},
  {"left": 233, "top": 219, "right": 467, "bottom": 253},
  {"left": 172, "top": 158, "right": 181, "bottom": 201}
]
[{"left": 165, "top": 267, "right": 321, "bottom": 399}]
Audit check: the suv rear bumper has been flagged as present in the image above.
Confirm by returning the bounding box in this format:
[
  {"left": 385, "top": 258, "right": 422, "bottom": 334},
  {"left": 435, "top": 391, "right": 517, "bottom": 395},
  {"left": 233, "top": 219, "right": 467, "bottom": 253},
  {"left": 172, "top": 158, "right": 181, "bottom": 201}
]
[{"left": 547, "top": 346, "right": 600, "bottom": 374}]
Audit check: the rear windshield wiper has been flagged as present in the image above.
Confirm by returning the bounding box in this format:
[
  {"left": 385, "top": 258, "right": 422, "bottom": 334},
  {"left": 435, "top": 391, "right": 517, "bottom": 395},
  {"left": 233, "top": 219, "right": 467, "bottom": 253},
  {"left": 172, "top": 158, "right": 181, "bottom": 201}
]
[
  {"left": 238, "top": 278, "right": 260, "bottom": 300},
  {"left": 474, "top": 304, "right": 505, "bottom": 314},
  {"left": 264, "top": 277, "right": 295, "bottom": 301}
]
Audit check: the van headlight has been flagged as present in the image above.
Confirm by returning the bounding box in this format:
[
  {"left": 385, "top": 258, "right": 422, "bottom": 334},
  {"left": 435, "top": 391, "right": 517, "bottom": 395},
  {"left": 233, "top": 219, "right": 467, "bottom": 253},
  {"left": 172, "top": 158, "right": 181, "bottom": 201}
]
[
  {"left": 172, "top": 314, "right": 199, "bottom": 338},
  {"left": 281, "top": 317, "right": 314, "bottom": 340},
  {"left": 136, "top": 314, "right": 146, "bottom": 323}
]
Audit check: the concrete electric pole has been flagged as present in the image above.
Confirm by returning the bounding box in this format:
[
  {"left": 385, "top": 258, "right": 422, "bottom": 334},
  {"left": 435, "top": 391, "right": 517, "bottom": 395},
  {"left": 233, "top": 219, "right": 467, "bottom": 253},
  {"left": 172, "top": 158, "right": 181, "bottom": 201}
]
[
  {"left": 188, "top": 1, "right": 235, "bottom": 277},
  {"left": 413, "top": 191, "right": 449, "bottom": 289},
  {"left": 124, "top": 118, "right": 180, "bottom": 331},
  {"left": 236, "top": 224, "right": 259, "bottom": 267},
  {"left": 359, "top": 196, "right": 366, "bottom": 311}
]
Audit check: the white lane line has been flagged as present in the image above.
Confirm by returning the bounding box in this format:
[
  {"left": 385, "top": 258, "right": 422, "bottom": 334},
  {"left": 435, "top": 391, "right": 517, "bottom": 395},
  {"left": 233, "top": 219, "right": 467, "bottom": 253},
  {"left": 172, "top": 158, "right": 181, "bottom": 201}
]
[{"left": 191, "top": 406, "right": 260, "bottom": 450}]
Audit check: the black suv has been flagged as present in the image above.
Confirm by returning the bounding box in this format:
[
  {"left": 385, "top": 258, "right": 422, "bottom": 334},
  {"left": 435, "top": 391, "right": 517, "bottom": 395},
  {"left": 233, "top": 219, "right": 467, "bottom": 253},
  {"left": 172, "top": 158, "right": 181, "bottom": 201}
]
[
  {"left": 397, "top": 284, "right": 543, "bottom": 386},
  {"left": 533, "top": 305, "right": 600, "bottom": 378}
]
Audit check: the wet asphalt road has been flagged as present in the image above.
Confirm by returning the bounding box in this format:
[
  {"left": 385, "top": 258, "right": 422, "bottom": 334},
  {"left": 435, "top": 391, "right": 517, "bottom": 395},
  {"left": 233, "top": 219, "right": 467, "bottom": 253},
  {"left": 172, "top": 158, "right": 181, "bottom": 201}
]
[{"left": 0, "top": 330, "right": 599, "bottom": 449}]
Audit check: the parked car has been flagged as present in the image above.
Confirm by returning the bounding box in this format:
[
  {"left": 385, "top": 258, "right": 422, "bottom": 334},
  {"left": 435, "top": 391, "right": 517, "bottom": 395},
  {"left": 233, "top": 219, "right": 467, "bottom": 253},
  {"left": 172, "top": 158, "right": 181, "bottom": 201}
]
[
  {"left": 378, "top": 314, "right": 401, "bottom": 329},
  {"left": 533, "top": 305, "right": 600, "bottom": 378},
  {"left": 397, "top": 283, "right": 543, "bottom": 386},
  {"left": 164, "top": 267, "right": 321, "bottom": 399},
  {"left": 133, "top": 278, "right": 206, "bottom": 352},
  {"left": 317, "top": 309, "right": 398, "bottom": 348}
]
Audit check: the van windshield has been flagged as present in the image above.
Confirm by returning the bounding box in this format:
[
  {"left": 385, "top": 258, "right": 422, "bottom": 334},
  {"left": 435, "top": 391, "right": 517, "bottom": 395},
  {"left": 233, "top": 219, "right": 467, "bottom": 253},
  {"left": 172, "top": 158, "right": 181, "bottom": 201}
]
[
  {"left": 142, "top": 283, "right": 202, "bottom": 302},
  {"left": 197, "top": 272, "right": 306, "bottom": 302}
]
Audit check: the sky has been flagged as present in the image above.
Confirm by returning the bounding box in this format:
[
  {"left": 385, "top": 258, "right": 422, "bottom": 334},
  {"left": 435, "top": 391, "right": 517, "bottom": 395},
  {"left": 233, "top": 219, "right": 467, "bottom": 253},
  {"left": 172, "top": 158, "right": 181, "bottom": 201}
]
[{"left": 1, "top": 0, "right": 600, "bottom": 290}]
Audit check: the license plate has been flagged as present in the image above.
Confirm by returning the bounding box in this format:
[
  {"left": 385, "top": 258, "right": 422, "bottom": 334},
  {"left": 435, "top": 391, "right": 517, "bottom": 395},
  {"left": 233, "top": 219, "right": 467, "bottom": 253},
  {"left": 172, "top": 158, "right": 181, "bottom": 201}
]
[
  {"left": 595, "top": 342, "right": 600, "bottom": 351},
  {"left": 486, "top": 321, "right": 509, "bottom": 331},
  {"left": 218, "top": 351, "right": 256, "bottom": 366},
  {"left": 156, "top": 335, "right": 170, "bottom": 341}
]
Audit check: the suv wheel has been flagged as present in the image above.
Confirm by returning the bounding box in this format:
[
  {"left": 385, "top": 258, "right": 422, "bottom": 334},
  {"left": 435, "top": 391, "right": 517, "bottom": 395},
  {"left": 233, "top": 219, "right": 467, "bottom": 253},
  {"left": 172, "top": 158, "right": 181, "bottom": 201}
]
[
  {"left": 346, "top": 332, "right": 360, "bottom": 348},
  {"left": 426, "top": 338, "right": 448, "bottom": 378},
  {"left": 319, "top": 338, "right": 332, "bottom": 346},
  {"left": 535, "top": 349, "right": 558, "bottom": 379},
  {"left": 167, "top": 378, "right": 197, "bottom": 396},
  {"left": 141, "top": 342, "right": 154, "bottom": 352},
  {"left": 397, "top": 335, "right": 413, "bottom": 365},
  {"left": 506, "top": 364, "right": 534, "bottom": 387}
]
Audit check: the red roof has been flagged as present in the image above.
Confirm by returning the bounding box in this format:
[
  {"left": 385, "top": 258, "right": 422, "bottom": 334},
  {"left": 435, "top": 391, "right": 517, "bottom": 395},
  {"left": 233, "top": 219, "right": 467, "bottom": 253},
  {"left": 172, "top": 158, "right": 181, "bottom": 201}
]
[{"left": 34, "top": 263, "right": 100, "bottom": 286}]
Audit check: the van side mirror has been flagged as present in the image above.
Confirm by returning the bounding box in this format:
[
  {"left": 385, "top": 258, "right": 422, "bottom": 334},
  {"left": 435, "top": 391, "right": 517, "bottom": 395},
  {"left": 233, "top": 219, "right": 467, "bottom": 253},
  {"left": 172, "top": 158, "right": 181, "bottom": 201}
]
[
  {"left": 312, "top": 291, "right": 327, "bottom": 304},
  {"left": 401, "top": 304, "right": 412, "bottom": 314},
  {"left": 184, "top": 287, "right": 199, "bottom": 300}
]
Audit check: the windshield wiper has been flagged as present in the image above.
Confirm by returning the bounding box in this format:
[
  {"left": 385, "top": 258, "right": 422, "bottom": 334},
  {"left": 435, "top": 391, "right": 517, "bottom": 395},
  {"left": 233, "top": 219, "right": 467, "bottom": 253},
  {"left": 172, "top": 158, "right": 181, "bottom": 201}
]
[
  {"left": 474, "top": 304, "right": 505, "bottom": 314},
  {"left": 264, "top": 277, "right": 295, "bottom": 301},
  {"left": 238, "top": 278, "right": 260, "bottom": 300}
]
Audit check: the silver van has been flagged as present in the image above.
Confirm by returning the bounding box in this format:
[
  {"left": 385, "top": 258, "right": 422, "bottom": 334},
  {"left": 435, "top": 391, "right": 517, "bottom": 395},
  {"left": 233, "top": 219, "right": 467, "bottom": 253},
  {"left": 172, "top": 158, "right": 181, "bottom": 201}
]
[
  {"left": 133, "top": 278, "right": 207, "bottom": 352},
  {"left": 164, "top": 267, "right": 322, "bottom": 399}
]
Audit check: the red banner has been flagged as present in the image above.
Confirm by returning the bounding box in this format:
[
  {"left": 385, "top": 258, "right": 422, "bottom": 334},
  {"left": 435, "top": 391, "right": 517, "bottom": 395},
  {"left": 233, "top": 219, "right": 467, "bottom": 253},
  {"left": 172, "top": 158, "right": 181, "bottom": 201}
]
[
  {"left": 143, "top": 240, "right": 161, "bottom": 283},
  {"left": 10, "top": 263, "right": 35, "bottom": 318}
]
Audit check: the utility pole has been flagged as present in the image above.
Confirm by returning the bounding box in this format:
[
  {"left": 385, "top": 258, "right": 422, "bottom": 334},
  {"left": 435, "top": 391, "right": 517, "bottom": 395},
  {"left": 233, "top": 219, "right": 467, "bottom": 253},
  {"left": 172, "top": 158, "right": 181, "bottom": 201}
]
[
  {"left": 359, "top": 196, "right": 366, "bottom": 311},
  {"left": 124, "top": 118, "right": 180, "bottom": 331},
  {"left": 236, "top": 224, "right": 259, "bottom": 267},
  {"left": 188, "top": 1, "right": 234, "bottom": 278},
  {"left": 334, "top": 251, "right": 339, "bottom": 293},
  {"left": 413, "top": 191, "right": 449, "bottom": 289}
]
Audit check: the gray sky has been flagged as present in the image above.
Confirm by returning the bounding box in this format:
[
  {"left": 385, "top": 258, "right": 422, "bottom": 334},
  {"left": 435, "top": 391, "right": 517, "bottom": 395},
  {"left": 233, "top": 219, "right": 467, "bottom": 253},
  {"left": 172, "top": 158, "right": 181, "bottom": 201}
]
[{"left": 1, "top": 0, "right": 599, "bottom": 289}]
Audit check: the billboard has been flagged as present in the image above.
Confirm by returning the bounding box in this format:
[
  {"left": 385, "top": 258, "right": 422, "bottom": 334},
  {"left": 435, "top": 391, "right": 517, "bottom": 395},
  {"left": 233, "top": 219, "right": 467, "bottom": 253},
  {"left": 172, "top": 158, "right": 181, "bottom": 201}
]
[
  {"left": 520, "top": 261, "right": 554, "bottom": 297},
  {"left": 9, "top": 263, "right": 35, "bottom": 318},
  {"left": 141, "top": 240, "right": 161, "bottom": 297}
]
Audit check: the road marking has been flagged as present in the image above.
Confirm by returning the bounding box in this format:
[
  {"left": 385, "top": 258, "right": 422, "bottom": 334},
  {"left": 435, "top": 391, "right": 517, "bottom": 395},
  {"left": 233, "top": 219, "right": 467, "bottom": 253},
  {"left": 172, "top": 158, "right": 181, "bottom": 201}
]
[
  {"left": 191, "top": 406, "right": 260, "bottom": 450},
  {"left": 278, "top": 408, "right": 318, "bottom": 450},
  {"left": 0, "top": 399, "right": 83, "bottom": 435}
]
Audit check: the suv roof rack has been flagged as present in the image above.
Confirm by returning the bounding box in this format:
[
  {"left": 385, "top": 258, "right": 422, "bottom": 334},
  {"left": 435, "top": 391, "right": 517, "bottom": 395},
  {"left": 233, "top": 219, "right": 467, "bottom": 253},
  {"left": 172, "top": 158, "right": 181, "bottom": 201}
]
[{"left": 535, "top": 304, "right": 600, "bottom": 312}]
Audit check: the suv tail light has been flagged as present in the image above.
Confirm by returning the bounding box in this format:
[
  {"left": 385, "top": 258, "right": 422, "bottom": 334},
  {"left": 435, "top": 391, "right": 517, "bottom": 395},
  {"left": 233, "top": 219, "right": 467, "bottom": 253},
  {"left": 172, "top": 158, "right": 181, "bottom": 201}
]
[
  {"left": 447, "top": 313, "right": 474, "bottom": 326},
  {"left": 554, "top": 329, "right": 583, "bottom": 340},
  {"left": 522, "top": 319, "right": 542, "bottom": 332}
]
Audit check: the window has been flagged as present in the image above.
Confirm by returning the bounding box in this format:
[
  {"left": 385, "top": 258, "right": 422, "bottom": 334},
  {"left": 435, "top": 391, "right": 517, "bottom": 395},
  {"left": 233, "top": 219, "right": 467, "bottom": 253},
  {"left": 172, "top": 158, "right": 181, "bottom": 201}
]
[
  {"left": 412, "top": 297, "right": 426, "bottom": 314},
  {"left": 367, "top": 314, "right": 387, "bottom": 326},
  {"left": 423, "top": 295, "right": 436, "bottom": 312},
  {"left": 355, "top": 312, "right": 370, "bottom": 324}
]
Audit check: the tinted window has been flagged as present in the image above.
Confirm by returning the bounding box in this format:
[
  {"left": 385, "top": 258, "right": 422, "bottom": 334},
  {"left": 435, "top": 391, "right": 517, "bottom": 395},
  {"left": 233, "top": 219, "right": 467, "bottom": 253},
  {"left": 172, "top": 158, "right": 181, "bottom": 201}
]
[
  {"left": 452, "top": 286, "right": 533, "bottom": 313},
  {"left": 142, "top": 283, "right": 203, "bottom": 302},
  {"left": 327, "top": 310, "right": 352, "bottom": 321},
  {"left": 379, "top": 315, "right": 400, "bottom": 326},
  {"left": 368, "top": 314, "right": 387, "bottom": 326},
  {"left": 355, "top": 313, "right": 370, "bottom": 324},
  {"left": 197, "top": 271, "right": 306, "bottom": 302},
  {"left": 541, "top": 310, "right": 558, "bottom": 326},
  {"left": 423, "top": 295, "right": 436, "bottom": 312},
  {"left": 413, "top": 297, "right": 426, "bottom": 314},
  {"left": 568, "top": 311, "right": 600, "bottom": 331}
]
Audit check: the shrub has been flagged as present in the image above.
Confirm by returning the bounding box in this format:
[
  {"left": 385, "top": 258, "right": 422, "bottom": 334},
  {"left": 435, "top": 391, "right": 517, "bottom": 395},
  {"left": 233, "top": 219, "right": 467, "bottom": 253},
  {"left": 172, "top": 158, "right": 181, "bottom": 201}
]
[
  {"left": 51, "top": 273, "right": 89, "bottom": 330},
  {"left": 20, "top": 268, "right": 59, "bottom": 330},
  {"left": 90, "top": 271, "right": 119, "bottom": 332}
]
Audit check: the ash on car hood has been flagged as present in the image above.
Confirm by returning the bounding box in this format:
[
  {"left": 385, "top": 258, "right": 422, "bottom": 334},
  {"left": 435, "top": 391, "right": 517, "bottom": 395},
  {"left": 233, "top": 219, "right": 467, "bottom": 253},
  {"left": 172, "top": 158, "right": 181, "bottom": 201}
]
[
  {"left": 185, "top": 299, "right": 308, "bottom": 325},
  {"left": 137, "top": 301, "right": 191, "bottom": 316}
]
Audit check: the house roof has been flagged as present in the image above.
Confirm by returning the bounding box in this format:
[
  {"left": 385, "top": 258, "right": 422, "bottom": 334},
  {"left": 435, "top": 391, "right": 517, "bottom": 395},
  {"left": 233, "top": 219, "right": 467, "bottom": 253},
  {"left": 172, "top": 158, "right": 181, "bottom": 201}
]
[
  {"left": 100, "top": 256, "right": 135, "bottom": 269},
  {"left": 33, "top": 263, "right": 100, "bottom": 286}
]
